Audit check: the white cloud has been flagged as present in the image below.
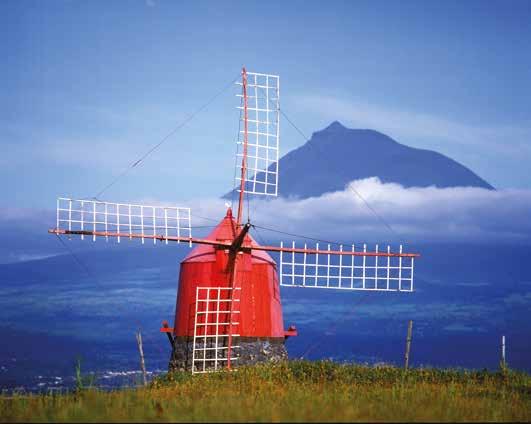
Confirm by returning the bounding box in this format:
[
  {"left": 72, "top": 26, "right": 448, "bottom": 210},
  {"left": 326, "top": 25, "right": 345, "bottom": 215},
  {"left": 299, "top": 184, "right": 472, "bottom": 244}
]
[
  {"left": 503, "top": 292, "right": 531, "bottom": 307},
  {"left": 184, "top": 178, "right": 531, "bottom": 244},
  {"left": 2, "top": 178, "right": 531, "bottom": 264}
]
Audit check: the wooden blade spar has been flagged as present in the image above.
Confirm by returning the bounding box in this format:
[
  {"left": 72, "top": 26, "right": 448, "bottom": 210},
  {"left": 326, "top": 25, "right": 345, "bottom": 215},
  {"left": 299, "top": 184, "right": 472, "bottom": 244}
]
[
  {"left": 49, "top": 228, "right": 419, "bottom": 260},
  {"left": 236, "top": 67, "right": 249, "bottom": 228},
  {"left": 48, "top": 228, "right": 232, "bottom": 249},
  {"left": 228, "top": 67, "right": 249, "bottom": 369}
]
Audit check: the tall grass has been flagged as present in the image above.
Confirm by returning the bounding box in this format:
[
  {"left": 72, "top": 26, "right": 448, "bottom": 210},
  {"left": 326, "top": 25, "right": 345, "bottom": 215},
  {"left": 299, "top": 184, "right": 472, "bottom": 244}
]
[{"left": 1, "top": 361, "right": 530, "bottom": 422}]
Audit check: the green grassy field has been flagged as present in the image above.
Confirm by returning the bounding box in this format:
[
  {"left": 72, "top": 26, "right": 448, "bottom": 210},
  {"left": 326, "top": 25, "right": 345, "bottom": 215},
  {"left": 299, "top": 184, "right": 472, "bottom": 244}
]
[{"left": 1, "top": 361, "right": 530, "bottom": 422}]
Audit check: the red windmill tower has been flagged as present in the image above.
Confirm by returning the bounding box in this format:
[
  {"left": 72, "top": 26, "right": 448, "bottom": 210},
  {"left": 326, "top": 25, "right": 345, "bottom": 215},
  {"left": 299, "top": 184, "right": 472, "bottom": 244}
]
[{"left": 49, "top": 68, "right": 419, "bottom": 373}]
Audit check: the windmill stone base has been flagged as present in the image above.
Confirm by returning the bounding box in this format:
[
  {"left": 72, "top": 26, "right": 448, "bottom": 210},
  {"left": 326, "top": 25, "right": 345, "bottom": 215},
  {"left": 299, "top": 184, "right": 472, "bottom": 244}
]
[{"left": 168, "top": 337, "right": 288, "bottom": 372}]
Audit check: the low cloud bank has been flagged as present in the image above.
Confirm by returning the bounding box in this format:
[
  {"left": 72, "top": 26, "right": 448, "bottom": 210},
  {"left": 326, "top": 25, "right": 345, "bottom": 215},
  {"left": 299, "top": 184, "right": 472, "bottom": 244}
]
[
  {"left": 1, "top": 178, "right": 531, "bottom": 263},
  {"left": 188, "top": 178, "right": 531, "bottom": 245}
]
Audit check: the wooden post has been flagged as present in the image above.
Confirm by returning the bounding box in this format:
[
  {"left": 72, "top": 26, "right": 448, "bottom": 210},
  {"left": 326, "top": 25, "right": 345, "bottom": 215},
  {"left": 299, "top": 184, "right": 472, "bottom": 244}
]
[
  {"left": 501, "top": 335, "right": 506, "bottom": 367},
  {"left": 404, "top": 320, "right": 413, "bottom": 370},
  {"left": 136, "top": 331, "right": 148, "bottom": 386}
]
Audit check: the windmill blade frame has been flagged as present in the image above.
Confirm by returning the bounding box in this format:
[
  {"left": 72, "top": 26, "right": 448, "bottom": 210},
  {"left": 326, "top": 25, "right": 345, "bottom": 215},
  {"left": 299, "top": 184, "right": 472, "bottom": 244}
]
[
  {"left": 253, "top": 241, "right": 418, "bottom": 292},
  {"left": 234, "top": 71, "right": 280, "bottom": 198},
  {"left": 52, "top": 197, "right": 192, "bottom": 245}
]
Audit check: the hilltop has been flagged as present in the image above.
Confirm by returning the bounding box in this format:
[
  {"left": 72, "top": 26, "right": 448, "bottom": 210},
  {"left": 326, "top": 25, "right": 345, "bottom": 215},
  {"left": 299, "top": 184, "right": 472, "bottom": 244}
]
[{"left": 227, "top": 121, "right": 493, "bottom": 199}]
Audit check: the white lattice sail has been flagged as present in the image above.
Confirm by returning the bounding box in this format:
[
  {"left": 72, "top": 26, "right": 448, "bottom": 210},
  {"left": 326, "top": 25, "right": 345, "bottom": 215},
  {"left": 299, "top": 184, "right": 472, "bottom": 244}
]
[
  {"left": 235, "top": 71, "right": 280, "bottom": 196},
  {"left": 279, "top": 242, "right": 415, "bottom": 292},
  {"left": 55, "top": 197, "right": 192, "bottom": 244},
  {"left": 192, "top": 287, "right": 241, "bottom": 374}
]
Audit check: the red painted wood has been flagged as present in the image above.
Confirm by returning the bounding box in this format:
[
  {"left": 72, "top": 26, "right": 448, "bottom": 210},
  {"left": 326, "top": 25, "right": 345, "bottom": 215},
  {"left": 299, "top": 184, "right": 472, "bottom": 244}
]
[{"left": 172, "top": 208, "right": 285, "bottom": 338}]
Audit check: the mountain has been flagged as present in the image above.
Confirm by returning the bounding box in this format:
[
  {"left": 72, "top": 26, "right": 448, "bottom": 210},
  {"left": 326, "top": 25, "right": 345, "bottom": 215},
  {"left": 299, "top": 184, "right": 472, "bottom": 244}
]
[{"left": 227, "top": 121, "right": 493, "bottom": 199}]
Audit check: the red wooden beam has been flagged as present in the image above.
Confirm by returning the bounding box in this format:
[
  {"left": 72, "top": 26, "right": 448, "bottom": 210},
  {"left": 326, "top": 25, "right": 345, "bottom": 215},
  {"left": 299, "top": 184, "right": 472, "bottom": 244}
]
[
  {"left": 49, "top": 229, "right": 420, "bottom": 257},
  {"left": 48, "top": 228, "right": 232, "bottom": 249},
  {"left": 236, "top": 67, "right": 249, "bottom": 228}
]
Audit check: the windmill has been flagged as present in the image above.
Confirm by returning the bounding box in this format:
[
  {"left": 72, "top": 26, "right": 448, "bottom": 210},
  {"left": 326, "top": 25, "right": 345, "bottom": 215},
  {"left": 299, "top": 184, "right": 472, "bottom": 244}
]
[{"left": 49, "top": 68, "right": 419, "bottom": 374}]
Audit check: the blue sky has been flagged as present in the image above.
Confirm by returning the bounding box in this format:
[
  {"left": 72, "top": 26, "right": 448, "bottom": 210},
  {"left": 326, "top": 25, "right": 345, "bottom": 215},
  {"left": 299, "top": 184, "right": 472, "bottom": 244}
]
[{"left": 2, "top": 0, "right": 531, "bottom": 210}]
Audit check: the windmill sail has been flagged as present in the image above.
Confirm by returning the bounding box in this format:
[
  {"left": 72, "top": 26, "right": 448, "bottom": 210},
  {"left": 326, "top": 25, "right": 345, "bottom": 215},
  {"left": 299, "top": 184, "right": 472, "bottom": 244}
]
[
  {"left": 52, "top": 197, "right": 192, "bottom": 244},
  {"left": 191, "top": 286, "right": 241, "bottom": 374},
  {"left": 235, "top": 71, "right": 280, "bottom": 197},
  {"left": 274, "top": 241, "right": 417, "bottom": 292}
]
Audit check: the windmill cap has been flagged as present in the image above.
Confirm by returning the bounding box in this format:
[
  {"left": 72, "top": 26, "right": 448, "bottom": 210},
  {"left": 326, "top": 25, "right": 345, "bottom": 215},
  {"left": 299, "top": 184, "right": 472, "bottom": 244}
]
[{"left": 182, "top": 211, "right": 276, "bottom": 265}]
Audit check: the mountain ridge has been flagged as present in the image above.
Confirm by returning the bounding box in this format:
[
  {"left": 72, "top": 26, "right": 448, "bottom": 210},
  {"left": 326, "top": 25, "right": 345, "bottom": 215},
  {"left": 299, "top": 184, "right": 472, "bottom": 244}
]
[{"left": 227, "top": 121, "right": 493, "bottom": 199}]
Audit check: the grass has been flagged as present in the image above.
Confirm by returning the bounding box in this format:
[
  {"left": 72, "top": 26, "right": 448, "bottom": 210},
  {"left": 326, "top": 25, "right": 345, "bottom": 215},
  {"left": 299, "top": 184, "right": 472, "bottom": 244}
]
[{"left": 1, "top": 361, "right": 530, "bottom": 422}]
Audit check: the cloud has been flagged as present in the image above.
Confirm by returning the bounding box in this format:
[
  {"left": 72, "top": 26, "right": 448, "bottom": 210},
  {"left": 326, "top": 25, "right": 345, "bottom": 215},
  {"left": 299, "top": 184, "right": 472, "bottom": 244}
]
[
  {"left": 295, "top": 95, "right": 531, "bottom": 157},
  {"left": 503, "top": 292, "right": 531, "bottom": 307},
  {"left": 2, "top": 178, "right": 531, "bottom": 263},
  {"left": 185, "top": 178, "right": 531, "bottom": 245},
  {"left": 443, "top": 323, "right": 487, "bottom": 333}
]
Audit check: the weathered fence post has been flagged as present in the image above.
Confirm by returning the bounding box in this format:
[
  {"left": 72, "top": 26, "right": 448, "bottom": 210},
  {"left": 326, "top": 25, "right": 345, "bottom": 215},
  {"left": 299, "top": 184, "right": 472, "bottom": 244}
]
[
  {"left": 136, "top": 330, "right": 148, "bottom": 386},
  {"left": 501, "top": 335, "right": 506, "bottom": 368},
  {"left": 404, "top": 320, "right": 413, "bottom": 370}
]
